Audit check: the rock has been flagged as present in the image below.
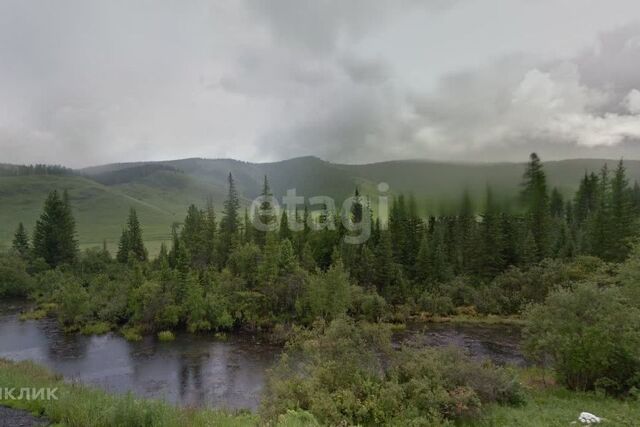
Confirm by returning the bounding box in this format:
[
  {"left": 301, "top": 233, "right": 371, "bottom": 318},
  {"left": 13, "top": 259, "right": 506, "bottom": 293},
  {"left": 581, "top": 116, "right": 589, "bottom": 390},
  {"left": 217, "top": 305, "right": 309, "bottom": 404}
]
[{"left": 578, "top": 412, "right": 601, "bottom": 424}]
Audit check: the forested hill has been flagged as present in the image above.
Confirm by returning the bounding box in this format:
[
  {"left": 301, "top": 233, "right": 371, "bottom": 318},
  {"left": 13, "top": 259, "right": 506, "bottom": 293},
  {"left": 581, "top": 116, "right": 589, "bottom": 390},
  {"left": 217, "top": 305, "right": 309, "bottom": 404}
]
[{"left": 1, "top": 156, "right": 640, "bottom": 252}]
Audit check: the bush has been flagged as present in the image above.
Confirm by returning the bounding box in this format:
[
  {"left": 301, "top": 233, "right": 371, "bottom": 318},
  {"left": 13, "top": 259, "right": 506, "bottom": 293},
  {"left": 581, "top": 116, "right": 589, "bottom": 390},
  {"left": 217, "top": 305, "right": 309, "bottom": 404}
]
[
  {"left": 157, "top": 330, "right": 176, "bottom": 341},
  {"left": 80, "top": 322, "right": 112, "bottom": 335},
  {"left": 262, "top": 317, "right": 524, "bottom": 426},
  {"left": 350, "top": 286, "right": 387, "bottom": 322},
  {"left": 524, "top": 282, "right": 640, "bottom": 395},
  {"left": 0, "top": 254, "right": 34, "bottom": 297},
  {"left": 418, "top": 292, "right": 455, "bottom": 316},
  {"left": 122, "top": 326, "right": 143, "bottom": 342}
]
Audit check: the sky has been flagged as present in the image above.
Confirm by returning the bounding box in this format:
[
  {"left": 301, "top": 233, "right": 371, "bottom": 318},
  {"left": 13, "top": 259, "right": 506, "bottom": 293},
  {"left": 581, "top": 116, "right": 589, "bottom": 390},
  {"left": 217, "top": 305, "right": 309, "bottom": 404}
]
[{"left": 2, "top": 0, "right": 640, "bottom": 167}]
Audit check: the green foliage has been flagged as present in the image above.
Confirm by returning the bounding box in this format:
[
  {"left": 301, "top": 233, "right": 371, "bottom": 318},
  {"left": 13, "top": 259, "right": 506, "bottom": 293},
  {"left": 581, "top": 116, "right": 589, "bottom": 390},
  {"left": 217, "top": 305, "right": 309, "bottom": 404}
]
[
  {"left": 11, "top": 222, "right": 30, "bottom": 258},
  {"left": 0, "top": 358, "right": 256, "bottom": 427},
  {"left": 262, "top": 318, "right": 524, "bottom": 426},
  {"left": 157, "top": 330, "right": 176, "bottom": 341},
  {"left": 524, "top": 281, "right": 640, "bottom": 395},
  {"left": 302, "top": 258, "right": 351, "bottom": 321},
  {"left": 80, "top": 322, "right": 112, "bottom": 335},
  {"left": 32, "top": 190, "right": 78, "bottom": 267},
  {"left": 53, "top": 273, "right": 90, "bottom": 328},
  {"left": 0, "top": 254, "right": 34, "bottom": 297},
  {"left": 116, "top": 208, "right": 147, "bottom": 263}
]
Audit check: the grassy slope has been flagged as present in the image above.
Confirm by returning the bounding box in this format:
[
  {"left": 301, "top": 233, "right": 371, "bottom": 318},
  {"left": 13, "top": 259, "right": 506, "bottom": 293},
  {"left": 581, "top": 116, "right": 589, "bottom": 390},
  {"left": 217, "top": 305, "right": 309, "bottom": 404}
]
[{"left": 0, "top": 175, "right": 180, "bottom": 255}]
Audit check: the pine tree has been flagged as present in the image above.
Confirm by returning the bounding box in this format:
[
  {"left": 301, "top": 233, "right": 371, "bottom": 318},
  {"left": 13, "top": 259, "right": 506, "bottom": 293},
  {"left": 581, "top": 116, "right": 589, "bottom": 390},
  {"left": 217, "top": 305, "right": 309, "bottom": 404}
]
[
  {"left": 204, "top": 199, "right": 217, "bottom": 265},
  {"left": 255, "top": 176, "right": 276, "bottom": 247},
  {"left": 242, "top": 207, "right": 253, "bottom": 244},
  {"left": 278, "top": 239, "right": 297, "bottom": 275},
  {"left": 609, "top": 160, "right": 634, "bottom": 261},
  {"left": 182, "top": 204, "right": 206, "bottom": 268},
  {"left": 588, "top": 164, "right": 613, "bottom": 260},
  {"left": 550, "top": 188, "right": 564, "bottom": 218},
  {"left": 32, "top": 190, "right": 78, "bottom": 267},
  {"left": 12, "top": 222, "right": 30, "bottom": 258},
  {"left": 116, "top": 227, "right": 130, "bottom": 263},
  {"left": 478, "top": 187, "right": 505, "bottom": 278},
  {"left": 520, "top": 153, "right": 550, "bottom": 261},
  {"left": 218, "top": 173, "right": 240, "bottom": 267},
  {"left": 279, "top": 210, "right": 292, "bottom": 241}
]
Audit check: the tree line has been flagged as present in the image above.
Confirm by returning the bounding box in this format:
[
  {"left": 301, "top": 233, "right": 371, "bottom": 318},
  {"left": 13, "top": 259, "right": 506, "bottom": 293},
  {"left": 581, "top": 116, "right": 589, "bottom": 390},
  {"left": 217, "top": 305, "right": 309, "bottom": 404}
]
[{"left": 6, "top": 153, "right": 640, "bottom": 330}]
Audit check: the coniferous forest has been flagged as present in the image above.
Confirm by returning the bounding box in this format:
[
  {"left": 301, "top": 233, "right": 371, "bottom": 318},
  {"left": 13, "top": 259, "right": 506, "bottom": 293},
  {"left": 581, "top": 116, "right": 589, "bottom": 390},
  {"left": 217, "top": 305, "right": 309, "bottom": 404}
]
[{"left": 2, "top": 153, "right": 640, "bottom": 425}]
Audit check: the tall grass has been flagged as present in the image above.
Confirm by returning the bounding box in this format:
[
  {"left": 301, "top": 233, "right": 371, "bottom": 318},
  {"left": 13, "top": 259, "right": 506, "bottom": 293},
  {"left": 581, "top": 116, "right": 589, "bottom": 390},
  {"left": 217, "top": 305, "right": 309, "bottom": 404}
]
[{"left": 0, "top": 358, "right": 256, "bottom": 427}]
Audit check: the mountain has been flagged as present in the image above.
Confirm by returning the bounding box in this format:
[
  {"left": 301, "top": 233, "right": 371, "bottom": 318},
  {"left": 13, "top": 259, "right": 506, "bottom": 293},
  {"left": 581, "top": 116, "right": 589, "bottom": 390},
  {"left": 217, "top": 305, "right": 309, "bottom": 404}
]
[{"left": 1, "top": 156, "right": 638, "bottom": 254}]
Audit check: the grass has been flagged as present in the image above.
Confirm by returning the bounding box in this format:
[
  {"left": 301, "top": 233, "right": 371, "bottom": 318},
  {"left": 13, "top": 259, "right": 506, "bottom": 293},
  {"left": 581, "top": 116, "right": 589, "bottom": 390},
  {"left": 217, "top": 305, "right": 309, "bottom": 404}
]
[
  {"left": 1, "top": 358, "right": 638, "bottom": 426},
  {"left": 468, "top": 368, "right": 640, "bottom": 427},
  {"left": 157, "top": 330, "right": 176, "bottom": 341},
  {"left": 19, "top": 309, "right": 48, "bottom": 321},
  {"left": 80, "top": 322, "right": 113, "bottom": 336},
  {"left": 418, "top": 313, "right": 526, "bottom": 326},
  {"left": 121, "top": 326, "right": 143, "bottom": 342},
  {"left": 0, "top": 358, "right": 257, "bottom": 427}
]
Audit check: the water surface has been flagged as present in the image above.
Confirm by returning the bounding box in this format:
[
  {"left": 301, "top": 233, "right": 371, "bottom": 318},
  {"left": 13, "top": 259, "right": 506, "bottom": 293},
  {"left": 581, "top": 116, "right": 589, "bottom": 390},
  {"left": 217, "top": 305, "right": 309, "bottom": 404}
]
[{"left": 0, "top": 302, "right": 525, "bottom": 410}]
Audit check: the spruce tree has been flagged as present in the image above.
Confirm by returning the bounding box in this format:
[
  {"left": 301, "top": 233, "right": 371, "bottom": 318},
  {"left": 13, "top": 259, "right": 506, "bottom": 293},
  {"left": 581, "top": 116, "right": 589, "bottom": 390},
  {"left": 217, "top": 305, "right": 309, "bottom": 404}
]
[
  {"left": 204, "top": 199, "right": 217, "bottom": 265},
  {"left": 255, "top": 176, "right": 276, "bottom": 247},
  {"left": 478, "top": 187, "right": 505, "bottom": 278},
  {"left": 588, "top": 164, "right": 613, "bottom": 260},
  {"left": 218, "top": 173, "right": 240, "bottom": 267},
  {"left": 520, "top": 153, "right": 550, "bottom": 261},
  {"left": 32, "top": 190, "right": 78, "bottom": 267},
  {"left": 12, "top": 222, "right": 30, "bottom": 258},
  {"left": 128, "top": 208, "right": 147, "bottom": 261},
  {"left": 116, "top": 227, "right": 130, "bottom": 263},
  {"left": 279, "top": 210, "right": 291, "bottom": 241},
  {"left": 610, "top": 160, "right": 634, "bottom": 260},
  {"left": 182, "top": 204, "right": 206, "bottom": 267}
]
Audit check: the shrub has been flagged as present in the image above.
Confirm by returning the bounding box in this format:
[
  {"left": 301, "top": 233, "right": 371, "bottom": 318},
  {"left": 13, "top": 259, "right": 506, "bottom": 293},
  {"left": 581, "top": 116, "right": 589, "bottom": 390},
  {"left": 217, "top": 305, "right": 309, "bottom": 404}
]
[
  {"left": 157, "top": 330, "right": 176, "bottom": 341},
  {"left": 122, "top": 326, "right": 143, "bottom": 342},
  {"left": 524, "top": 282, "right": 640, "bottom": 395},
  {"left": 0, "top": 254, "right": 34, "bottom": 297},
  {"left": 80, "top": 322, "right": 112, "bottom": 335},
  {"left": 262, "top": 317, "right": 524, "bottom": 426},
  {"left": 418, "top": 292, "right": 455, "bottom": 316}
]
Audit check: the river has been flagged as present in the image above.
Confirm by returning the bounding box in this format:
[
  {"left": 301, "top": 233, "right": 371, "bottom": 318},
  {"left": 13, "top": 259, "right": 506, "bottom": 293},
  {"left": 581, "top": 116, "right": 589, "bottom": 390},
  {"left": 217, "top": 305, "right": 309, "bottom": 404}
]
[{"left": 0, "top": 301, "right": 525, "bottom": 411}]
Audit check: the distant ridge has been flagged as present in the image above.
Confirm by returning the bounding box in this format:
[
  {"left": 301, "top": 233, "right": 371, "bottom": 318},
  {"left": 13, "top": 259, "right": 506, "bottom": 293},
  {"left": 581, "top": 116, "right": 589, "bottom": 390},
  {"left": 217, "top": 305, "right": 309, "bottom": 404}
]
[{"left": 2, "top": 156, "right": 640, "bottom": 254}]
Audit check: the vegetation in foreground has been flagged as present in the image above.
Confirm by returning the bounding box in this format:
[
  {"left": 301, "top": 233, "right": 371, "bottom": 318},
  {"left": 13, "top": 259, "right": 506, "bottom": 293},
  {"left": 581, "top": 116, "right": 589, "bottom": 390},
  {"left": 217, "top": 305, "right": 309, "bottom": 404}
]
[{"left": 0, "top": 358, "right": 257, "bottom": 427}]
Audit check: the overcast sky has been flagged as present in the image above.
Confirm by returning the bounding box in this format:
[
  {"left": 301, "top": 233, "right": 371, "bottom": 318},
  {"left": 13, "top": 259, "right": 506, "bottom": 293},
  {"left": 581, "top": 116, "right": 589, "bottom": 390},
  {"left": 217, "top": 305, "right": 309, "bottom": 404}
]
[{"left": 2, "top": 0, "right": 640, "bottom": 167}]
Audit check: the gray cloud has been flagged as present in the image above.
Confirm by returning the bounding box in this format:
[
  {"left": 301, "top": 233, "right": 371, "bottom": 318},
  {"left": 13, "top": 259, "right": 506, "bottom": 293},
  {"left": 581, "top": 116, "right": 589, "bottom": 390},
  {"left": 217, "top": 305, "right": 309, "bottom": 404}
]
[{"left": 1, "top": 1, "right": 640, "bottom": 167}]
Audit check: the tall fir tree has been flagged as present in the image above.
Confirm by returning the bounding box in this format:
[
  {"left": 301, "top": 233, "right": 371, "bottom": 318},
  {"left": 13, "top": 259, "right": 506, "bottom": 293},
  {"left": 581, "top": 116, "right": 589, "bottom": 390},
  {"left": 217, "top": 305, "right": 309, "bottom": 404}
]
[
  {"left": 218, "top": 173, "right": 240, "bottom": 267},
  {"left": 520, "top": 153, "right": 551, "bottom": 261},
  {"left": 254, "top": 176, "right": 277, "bottom": 247},
  {"left": 609, "top": 160, "right": 634, "bottom": 261},
  {"left": 117, "top": 208, "right": 147, "bottom": 262},
  {"left": 32, "top": 190, "right": 78, "bottom": 267}
]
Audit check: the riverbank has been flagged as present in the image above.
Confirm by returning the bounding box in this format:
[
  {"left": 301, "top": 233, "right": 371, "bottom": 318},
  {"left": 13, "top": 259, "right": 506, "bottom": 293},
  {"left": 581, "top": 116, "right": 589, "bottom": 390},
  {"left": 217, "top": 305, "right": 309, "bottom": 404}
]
[
  {"left": 3, "top": 356, "right": 639, "bottom": 426},
  {"left": 0, "top": 358, "right": 260, "bottom": 426}
]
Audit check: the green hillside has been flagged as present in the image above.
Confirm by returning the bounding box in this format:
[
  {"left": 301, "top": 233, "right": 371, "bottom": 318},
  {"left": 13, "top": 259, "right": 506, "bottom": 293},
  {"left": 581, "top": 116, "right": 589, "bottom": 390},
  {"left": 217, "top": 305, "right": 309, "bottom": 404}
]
[
  {"left": 0, "top": 175, "right": 179, "bottom": 254},
  {"left": 3, "top": 156, "right": 640, "bottom": 255}
]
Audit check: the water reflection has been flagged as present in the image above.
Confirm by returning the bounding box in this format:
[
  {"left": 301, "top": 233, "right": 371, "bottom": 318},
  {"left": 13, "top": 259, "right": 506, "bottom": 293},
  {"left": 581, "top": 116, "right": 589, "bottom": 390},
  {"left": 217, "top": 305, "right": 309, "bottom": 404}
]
[
  {"left": 0, "top": 302, "right": 279, "bottom": 410},
  {"left": 0, "top": 302, "right": 526, "bottom": 411}
]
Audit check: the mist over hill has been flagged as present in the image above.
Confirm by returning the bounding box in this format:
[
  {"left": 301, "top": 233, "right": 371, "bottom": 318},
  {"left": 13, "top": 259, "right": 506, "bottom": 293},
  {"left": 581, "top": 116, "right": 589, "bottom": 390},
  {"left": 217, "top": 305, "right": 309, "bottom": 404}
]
[{"left": 1, "top": 156, "right": 638, "bottom": 253}]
